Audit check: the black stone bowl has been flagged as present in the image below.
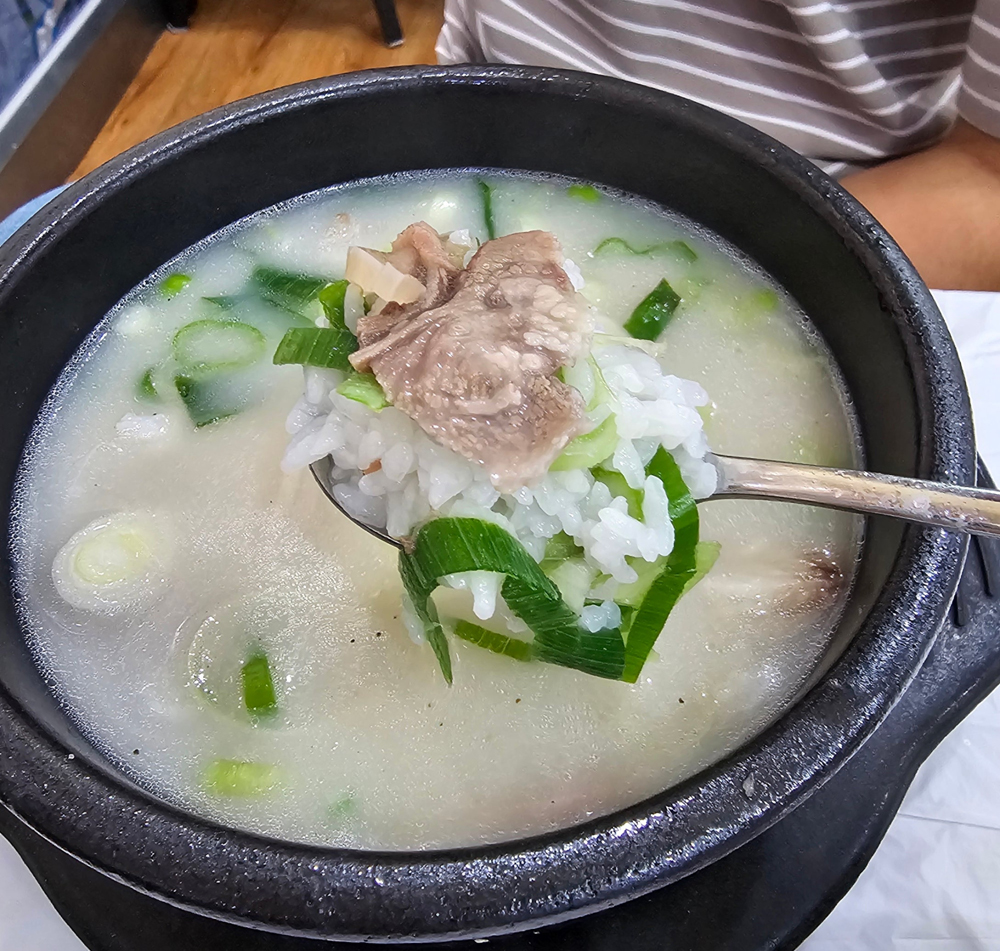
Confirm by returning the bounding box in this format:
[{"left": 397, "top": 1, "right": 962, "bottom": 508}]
[{"left": 0, "top": 66, "right": 975, "bottom": 943}]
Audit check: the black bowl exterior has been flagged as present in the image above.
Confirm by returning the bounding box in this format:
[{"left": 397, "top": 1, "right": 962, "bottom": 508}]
[{"left": 0, "top": 66, "right": 974, "bottom": 941}]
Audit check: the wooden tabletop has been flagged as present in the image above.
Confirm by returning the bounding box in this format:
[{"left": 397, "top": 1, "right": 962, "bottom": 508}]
[{"left": 72, "top": 0, "right": 443, "bottom": 179}]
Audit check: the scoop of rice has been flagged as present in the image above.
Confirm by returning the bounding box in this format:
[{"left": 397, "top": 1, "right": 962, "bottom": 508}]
[{"left": 283, "top": 338, "right": 716, "bottom": 616}]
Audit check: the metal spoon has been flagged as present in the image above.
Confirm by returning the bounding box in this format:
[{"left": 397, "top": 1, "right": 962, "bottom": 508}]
[{"left": 310, "top": 453, "right": 1000, "bottom": 550}]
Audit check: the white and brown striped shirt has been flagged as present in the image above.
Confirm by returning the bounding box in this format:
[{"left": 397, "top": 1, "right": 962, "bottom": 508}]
[{"left": 436, "top": 0, "right": 1000, "bottom": 175}]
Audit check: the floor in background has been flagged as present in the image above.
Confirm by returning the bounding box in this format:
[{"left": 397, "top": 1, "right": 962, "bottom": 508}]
[{"left": 71, "top": 0, "right": 444, "bottom": 178}]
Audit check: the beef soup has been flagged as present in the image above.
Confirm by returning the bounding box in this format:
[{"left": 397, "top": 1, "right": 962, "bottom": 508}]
[{"left": 10, "top": 171, "right": 861, "bottom": 850}]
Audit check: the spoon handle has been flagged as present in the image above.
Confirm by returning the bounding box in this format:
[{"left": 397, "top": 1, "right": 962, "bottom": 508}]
[{"left": 712, "top": 454, "right": 1000, "bottom": 537}]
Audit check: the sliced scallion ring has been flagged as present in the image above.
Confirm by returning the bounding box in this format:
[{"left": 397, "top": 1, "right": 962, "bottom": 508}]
[{"left": 172, "top": 319, "right": 266, "bottom": 376}]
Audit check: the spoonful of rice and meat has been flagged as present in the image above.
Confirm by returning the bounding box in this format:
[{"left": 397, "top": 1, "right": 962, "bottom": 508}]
[
  {"left": 348, "top": 223, "right": 594, "bottom": 491},
  {"left": 275, "top": 220, "right": 1000, "bottom": 686}
]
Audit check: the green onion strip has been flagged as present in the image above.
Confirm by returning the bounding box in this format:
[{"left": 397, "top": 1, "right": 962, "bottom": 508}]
[
  {"left": 593, "top": 237, "right": 697, "bottom": 262},
  {"left": 252, "top": 266, "right": 329, "bottom": 316},
  {"left": 403, "top": 448, "right": 707, "bottom": 685},
  {"left": 624, "top": 278, "right": 683, "bottom": 341},
  {"left": 477, "top": 179, "right": 497, "bottom": 240},
  {"left": 453, "top": 620, "right": 533, "bottom": 662},
  {"left": 400, "top": 518, "right": 626, "bottom": 683},
  {"left": 272, "top": 327, "right": 358, "bottom": 369},
  {"left": 619, "top": 447, "right": 700, "bottom": 682}
]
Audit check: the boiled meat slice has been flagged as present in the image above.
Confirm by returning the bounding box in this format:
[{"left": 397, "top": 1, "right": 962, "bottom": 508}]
[{"left": 351, "top": 228, "right": 594, "bottom": 491}]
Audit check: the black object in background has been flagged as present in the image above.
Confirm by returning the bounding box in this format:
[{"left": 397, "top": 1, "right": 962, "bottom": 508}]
[
  {"left": 373, "top": 0, "right": 404, "bottom": 47},
  {"left": 161, "top": 0, "right": 195, "bottom": 28}
]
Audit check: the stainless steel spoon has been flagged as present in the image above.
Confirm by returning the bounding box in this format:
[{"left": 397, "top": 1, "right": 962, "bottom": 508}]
[{"left": 310, "top": 453, "right": 1000, "bottom": 550}]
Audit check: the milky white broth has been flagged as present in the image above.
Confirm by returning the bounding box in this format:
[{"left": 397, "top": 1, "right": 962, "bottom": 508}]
[{"left": 11, "top": 172, "right": 862, "bottom": 848}]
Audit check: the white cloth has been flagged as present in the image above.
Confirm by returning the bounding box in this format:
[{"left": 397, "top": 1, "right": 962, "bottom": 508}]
[{"left": 0, "top": 291, "right": 998, "bottom": 949}]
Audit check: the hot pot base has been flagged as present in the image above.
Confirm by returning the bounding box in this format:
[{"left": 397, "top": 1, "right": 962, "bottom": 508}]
[{"left": 2, "top": 463, "right": 997, "bottom": 951}]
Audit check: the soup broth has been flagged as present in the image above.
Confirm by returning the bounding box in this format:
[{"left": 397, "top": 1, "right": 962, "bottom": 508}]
[{"left": 11, "top": 172, "right": 861, "bottom": 848}]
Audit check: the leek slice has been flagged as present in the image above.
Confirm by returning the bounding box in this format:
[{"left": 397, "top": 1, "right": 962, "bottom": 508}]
[
  {"left": 593, "top": 237, "right": 697, "bottom": 263},
  {"left": 174, "top": 375, "right": 239, "bottom": 427},
  {"left": 477, "top": 179, "right": 497, "bottom": 240},
  {"left": 593, "top": 467, "right": 643, "bottom": 519},
  {"left": 616, "top": 541, "right": 718, "bottom": 609},
  {"left": 401, "top": 518, "right": 625, "bottom": 682},
  {"left": 272, "top": 327, "right": 358, "bottom": 369},
  {"left": 567, "top": 183, "right": 601, "bottom": 202},
  {"left": 549, "top": 415, "right": 617, "bottom": 471},
  {"left": 137, "top": 367, "right": 158, "bottom": 401},
  {"left": 453, "top": 619, "right": 533, "bottom": 662},
  {"left": 318, "top": 280, "right": 351, "bottom": 331},
  {"left": 241, "top": 651, "right": 277, "bottom": 717},
  {"left": 203, "top": 759, "right": 277, "bottom": 797},
  {"left": 685, "top": 540, "right": 721, "bottom": 593},
  {"left": 328, "top": 795, "right": 357, "bottom": 822},
  {"left": 203, "top": 295, "right": 238, "bottom": 310},
  {"left": 252, "top": 265, "right": 329, "bottom": 316},
  {"left": 540, "top": 531, "right": 583, "bottom": 572},
  {"left": 336, "top": 372, "right": 389, "bottom": 410},
  {"left": 160, "top": 272, "right": 191, "bottom": 298},
  {"left": 736, "top": 287, "right": 780, "bottom": 325},
  {"left": 624, "top": 279, "right": 682, "bottom": 341},
  {"left": 620, "top": 447, "right": 699, "bottom": 682},
  {"left": 173, "top": 319, "right": 266, "bottom": 375}
]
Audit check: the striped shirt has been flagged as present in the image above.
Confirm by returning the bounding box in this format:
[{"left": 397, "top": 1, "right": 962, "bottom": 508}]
[{"left": 436, "top": 0, "right": 1000, "bottom": 175}]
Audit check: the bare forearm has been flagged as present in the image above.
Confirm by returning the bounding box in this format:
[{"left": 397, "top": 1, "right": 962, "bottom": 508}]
[{"left": 841, "top": 120, "right": 1000, "bottom": 291}]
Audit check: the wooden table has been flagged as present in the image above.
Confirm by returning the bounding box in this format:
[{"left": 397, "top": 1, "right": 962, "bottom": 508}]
[{"left": 72, "top": 0, "right": 443, "bottom": 179}]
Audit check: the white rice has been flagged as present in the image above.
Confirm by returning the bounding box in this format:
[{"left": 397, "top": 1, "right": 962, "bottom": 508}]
[{"left": 282, "top": 341, "right": 717, "bottom": 616}]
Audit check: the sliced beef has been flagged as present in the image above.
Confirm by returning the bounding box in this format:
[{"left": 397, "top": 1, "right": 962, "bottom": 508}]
[{"left": 351, "top": 229, "right": 593, "bottom": 491}]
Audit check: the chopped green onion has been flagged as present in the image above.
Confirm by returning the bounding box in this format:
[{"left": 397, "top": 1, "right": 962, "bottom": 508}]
[
  {"left": 593, "top": 467, "right": 643, "bottom": 519},
  {"left": 593, "top": 237, "right": 697, "bottom": 263},
  {"left": 736, "top": 287, "right": 780, "bottom": 324},
  {"left": 174, "top": 375, "right": 238, "bottom": 427},
  {"left": 318, "top": 280, "right": 351, "bottom": 332},
  {"left": 252, "top": 266, "right": 329, "bottom": 316},
  {"left": 203, "top": 759, "right": 277, "bottom": 797},
  {"left": 160, "top": 272, "right": 191, "bottom": 298},
  {"left": 400, "top": 561, "right": 452, "bottom": 684},
  {"left": 328, "top": 795, "right": 357, "bottom": 822},
  {"left": 587, "top": 357, "right": 612, "bottom": 411},
  {"left": 402, "top": 458, "right": 712, "bottom": 683},
  {"left": 567, "top": 183, "right": 601, "bottom": 202},
  {"left": 173, "top": 319, "right": 266, "bottom": 375},
  {"left": 136, "top": 367, "right": 158, "bottom": 401},
  {"left": 614, "top": 556, "right": 665, "bottom": 609},
  {"left": 241, "top": 651, "right": 277, "bottom": 717},
  {"left": 336, "top": 371, "right": 388, "bottom": 410},
  {"left": 624, "top": 279, "right": 682, "bottom": 341},
  {"left": 477, "top": 179, "right": 497, "bottom": 240},
  {"left": 454, "top": 620, "right": 533, "bottom": 662},
  {"left": 540, "top": 531, "right": 583, "bottom": 572},
  {"left": 202, "top": 295, "right": 239, "bottom": 310},
  {"left": 549, "top": 415, "right": 617, "bottom": 471},
  {"left": 684, "top": 541, "right": 721, "bottom": 595},
  {"left": 272, "top": 327, "right": 358, "bottom": 369},
  {"left": 620, "top": 447, "right": 700, "bottom": 682},
  {"left": 401, "top": 518, "right": 625, "bottom": 682},
  {"left": 546, "top": 557, "right": 599, "bottom": 614}
]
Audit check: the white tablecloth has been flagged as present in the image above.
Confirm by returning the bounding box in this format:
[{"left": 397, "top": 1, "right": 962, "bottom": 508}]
[{"left": 1, "top": 194, "right": 999, "bottom": 948}]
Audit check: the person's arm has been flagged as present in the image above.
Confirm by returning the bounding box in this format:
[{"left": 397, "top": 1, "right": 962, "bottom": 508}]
[{"left": 841, "top": 119, "right": 1000, "bottom": 292}]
